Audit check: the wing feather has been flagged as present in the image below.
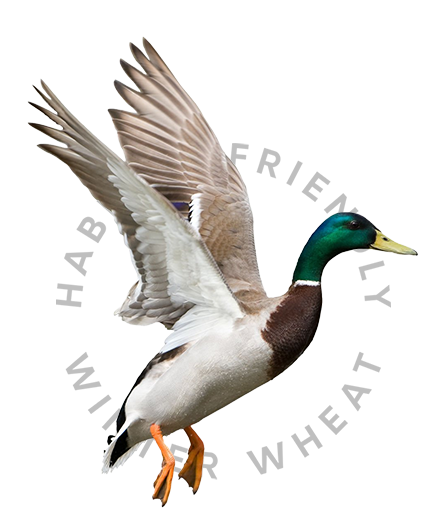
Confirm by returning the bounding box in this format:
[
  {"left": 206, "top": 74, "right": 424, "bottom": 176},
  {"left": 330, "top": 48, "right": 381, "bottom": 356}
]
[
  {"left": 112, "top": 40, "right": 267, "bottom": 302},
  {"left": 31, "top": 82, "right": 242, "bottom": 330}
]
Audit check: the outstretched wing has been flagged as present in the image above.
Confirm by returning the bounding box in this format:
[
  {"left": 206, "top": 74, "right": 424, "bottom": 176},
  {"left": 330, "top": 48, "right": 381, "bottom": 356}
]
[
  {"left": 30, "top": 83, "right": 241, "bottom": 330},
  {"left": 110, "top": 39, "right": 266, "bottom": 303}
]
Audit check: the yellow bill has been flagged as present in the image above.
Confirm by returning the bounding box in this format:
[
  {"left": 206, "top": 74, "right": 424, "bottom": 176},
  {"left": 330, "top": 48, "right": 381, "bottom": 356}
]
[{"left": 370, "top": 230, "right": 417, "bottom": 255}]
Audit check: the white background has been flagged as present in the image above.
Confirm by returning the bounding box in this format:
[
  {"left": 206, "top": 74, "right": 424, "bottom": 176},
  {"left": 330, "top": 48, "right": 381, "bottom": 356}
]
[{"left": 3, "top": 1, "right": 442, "bottom": 530}]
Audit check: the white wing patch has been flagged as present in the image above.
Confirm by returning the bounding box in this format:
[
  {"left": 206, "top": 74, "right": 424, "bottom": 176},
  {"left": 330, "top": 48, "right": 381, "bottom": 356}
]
[{"left": 189, "top": 192, "right": 204, "bottom": 231}]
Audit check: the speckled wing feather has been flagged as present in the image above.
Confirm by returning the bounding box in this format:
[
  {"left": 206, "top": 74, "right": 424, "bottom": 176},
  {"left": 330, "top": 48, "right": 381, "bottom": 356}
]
[
  {"left": 110, "top": 39, "right": 266, "bottom": 303},
  {"left": 31, "top": 82, "right": 242, "bottom": 328}
]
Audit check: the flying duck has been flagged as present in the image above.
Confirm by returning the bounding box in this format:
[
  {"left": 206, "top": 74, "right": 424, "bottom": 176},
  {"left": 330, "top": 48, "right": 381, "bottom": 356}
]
[{"left": 30, "top": 39, "right": 417, "bottom": 506}]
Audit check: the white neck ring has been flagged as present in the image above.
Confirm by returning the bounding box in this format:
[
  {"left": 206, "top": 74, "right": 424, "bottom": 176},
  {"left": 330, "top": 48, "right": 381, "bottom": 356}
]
[{"left": 293, "top": 280, "right": 321, "bottom": 287}]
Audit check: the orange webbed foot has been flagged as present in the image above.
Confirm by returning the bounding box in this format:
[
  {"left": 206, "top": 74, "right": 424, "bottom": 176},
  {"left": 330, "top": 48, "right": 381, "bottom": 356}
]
[
  {"left": 150, "top": 424, "right": 175, "bottom": 506},
  {"left": 178, "top": 426, "right": 205, "bottom": 494}
]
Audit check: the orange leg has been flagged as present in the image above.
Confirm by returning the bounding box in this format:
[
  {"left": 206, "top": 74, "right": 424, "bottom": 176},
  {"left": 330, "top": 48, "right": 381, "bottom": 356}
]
[
  {"left": 178, "top": 426, "right": 205, "bottom": 494},
  {"left": 150, "top": 424, "right": 175, "bottom": 506}
]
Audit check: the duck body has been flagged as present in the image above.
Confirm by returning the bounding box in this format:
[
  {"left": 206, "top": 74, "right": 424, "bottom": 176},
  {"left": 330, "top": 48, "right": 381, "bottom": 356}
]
[
  {"left": 121, "top": 314, "right": 272, "bottom": 442},
  {"left": 31, "top": 38, "right": 416, "bottom": 505},
  {"left": 113, "top": 283, "right": 322, "bottom": 452}
]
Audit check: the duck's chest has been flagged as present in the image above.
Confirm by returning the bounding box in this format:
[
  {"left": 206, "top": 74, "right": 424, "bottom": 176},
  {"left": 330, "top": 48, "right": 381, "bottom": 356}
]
[{"left": 261, "top": 285, "right": 322, "bottom": 379}]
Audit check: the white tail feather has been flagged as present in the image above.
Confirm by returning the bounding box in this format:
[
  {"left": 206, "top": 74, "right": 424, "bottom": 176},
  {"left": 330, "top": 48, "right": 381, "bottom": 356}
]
[
  {"left": 102, "top": 416, "right": 141, "bottom": 473},
  {"left": 102, "top": 442, "right": 144, "bottom": 473}
]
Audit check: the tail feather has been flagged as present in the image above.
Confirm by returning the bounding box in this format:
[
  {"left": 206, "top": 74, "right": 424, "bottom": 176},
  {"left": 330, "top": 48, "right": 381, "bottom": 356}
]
[{"left": 102, "top": 417, "right": 141, "bottom": 473}]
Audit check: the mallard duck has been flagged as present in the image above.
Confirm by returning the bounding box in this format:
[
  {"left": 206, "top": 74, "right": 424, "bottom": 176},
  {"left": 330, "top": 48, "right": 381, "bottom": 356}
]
[{"left": 30, "top": 39, "right": 417, "bottom": 506}]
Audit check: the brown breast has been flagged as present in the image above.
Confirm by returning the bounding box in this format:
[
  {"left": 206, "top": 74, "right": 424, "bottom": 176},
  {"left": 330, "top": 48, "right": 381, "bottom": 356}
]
[{"left": 261, "top": 284, "right": 322, "bottom": 379}]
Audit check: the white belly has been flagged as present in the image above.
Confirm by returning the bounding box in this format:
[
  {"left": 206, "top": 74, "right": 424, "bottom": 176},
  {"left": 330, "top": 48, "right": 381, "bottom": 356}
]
[{"left": 125, "top": 315, "right": 273, "bottom": 436}]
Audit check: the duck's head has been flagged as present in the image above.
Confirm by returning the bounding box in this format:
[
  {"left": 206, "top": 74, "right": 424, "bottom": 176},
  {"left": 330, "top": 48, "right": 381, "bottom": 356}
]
[
  {"left": 311, "top": 212, "right": 417, "bottom": 255},
  {"left": 293, "top": 212, "right": 417, "bottom": 283}
]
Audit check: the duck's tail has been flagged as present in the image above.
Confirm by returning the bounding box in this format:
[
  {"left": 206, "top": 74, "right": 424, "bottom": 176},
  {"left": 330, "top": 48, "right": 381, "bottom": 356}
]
[{"left": 102, "top": 416, "right": 143, "bottom": 473}]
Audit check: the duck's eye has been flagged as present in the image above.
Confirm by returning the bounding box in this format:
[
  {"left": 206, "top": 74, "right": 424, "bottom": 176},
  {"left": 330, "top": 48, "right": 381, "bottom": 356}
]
[{"left": 348, "top": 220, "right": 361, "bottom": 230}]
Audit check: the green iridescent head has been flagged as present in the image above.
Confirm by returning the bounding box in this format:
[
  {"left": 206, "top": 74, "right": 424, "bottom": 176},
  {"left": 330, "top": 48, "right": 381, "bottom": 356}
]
[{"left": 293, "top": 213, "right": 417, "bottom": 283}]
